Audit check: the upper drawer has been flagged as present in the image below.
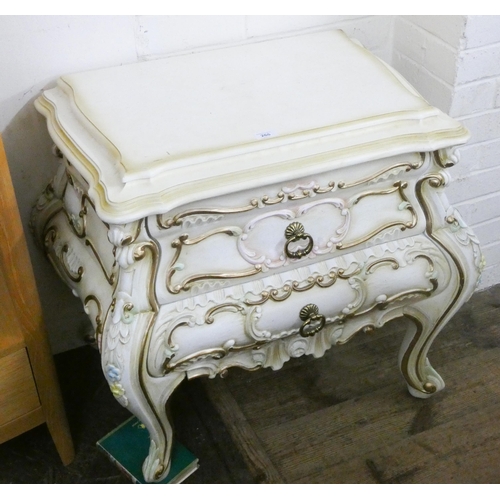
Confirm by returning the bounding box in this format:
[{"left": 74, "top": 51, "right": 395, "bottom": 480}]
[{"left": 150, "top": 152, "right": 430, "bottom": 303}]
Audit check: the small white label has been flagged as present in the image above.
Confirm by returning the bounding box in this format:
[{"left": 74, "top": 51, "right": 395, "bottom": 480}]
[{"left": 255, "top": 130, "right": 275, "bottom": 139}]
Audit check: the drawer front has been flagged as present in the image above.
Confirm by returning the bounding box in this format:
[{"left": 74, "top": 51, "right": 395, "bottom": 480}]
[
  {"left": 147, "top": 235, "right": 451, "bottom": 378},
  {"left": 0, "top": 349, "right": 40, "bottom": 426},
  {"left": 151, "top": 152, "right": 429, "bottom": 303},
  {"left": 40, "top": 164, "right": 116, "bottom": 343},
  {"left": 63, "top": 163, "right": 117, "bottom": 286}
]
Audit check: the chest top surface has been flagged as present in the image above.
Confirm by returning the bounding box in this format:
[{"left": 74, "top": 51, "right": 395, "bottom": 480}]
[{"left": 36, "top": 29, "right": 468, "bottom": 223}]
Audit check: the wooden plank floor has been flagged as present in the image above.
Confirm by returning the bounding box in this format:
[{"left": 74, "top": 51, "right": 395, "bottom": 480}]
[{"left": 203, "top": 284, "right": 500, "bottom": 483}]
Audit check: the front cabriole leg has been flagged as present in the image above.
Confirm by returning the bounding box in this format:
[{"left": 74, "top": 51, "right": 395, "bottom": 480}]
[
  {"left": 400, "top": 154, "right": 484, "bottom": 398},
  {"left": 399, "top": 309, "right": 448, "bottom": 398},
  {"left": 102, "top": 220, "right": 184, "bottom": 482}
]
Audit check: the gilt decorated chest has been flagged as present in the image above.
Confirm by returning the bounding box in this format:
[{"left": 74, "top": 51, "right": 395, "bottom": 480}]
[{"left": 31, "top": 30, "right": 484, "bottom": 482}]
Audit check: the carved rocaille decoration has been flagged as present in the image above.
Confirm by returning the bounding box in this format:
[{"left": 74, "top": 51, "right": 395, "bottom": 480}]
[
  {"left": 32, "top": 144, "right": 481, "bottom": 482},
  {"left": 30, "top": 26, "right": 482, "bottom": 484},
  {"left": 148, "top": 238, "right": 444, "bottom": 379},
  {"left": 156, "top": 153, "right": 425, "bottom": 231},
  {"left": 161, "top": 180, "right": 417, "bottom": 295}
]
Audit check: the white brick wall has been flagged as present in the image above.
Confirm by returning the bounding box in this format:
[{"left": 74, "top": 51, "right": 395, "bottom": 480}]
[
  {"left": 462, "top": 15, "right": 500, "bottom": 48},
  {"left": 133, "top": 15, "right": 394, "bottom": 63},
  {"left": 452, "top": 17, "right": 500, "bottom": 291},
  {"left": 392, "top": 16, "right": 466, "bottom": 110},
  {"left": 450, "top": 79, "right": 498, "bottom": 116},
  {"left": 393, "top": 15, "right": 500, "bottom": 291}
]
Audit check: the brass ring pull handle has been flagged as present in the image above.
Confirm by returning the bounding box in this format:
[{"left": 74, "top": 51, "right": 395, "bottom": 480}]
[
  {"left": 284, "top": 222, "right": 314, "bottom": 259},
  {"left": 299, "top": 304, "right": 326, "bottom": 338}
]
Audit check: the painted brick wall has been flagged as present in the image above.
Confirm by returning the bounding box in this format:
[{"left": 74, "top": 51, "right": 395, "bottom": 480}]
[
  {"left": 135, "top": 15, "right": 394, "bottom": 63},
  {"left": 452, "top": 17, "right": 500, "bottom": 290},
  {"left": 393, "top": 15, "right": 500, "bottom": 290}
]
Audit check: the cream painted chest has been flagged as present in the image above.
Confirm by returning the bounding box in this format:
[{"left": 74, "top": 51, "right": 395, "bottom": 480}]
[{"left": 31, "top": 30, "right": 484, "bottom": 482}]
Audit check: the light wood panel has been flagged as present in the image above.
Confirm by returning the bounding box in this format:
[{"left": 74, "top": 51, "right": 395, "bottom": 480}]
[
  {"left": 0, "top": 349, "right": 40, "bottom": 428},
  {"left": 0, "top": 267, "right": 25, "bottom": 358},
  {"left": 0, "top": 134, "right": 74, "bottom": 465}
]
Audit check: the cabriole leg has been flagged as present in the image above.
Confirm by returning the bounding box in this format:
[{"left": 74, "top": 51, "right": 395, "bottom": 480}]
[
  {"left": 101, "top": 308, "right": 186, "bottom": 482},
  {"left": 102, "top": 221, "right": 187, "bottom": 482},
  {"left": 400, "top": 170, "right": 485, "bottom": 398},
  {"left": 398, "top": 311, "right": 446, "bottom": 399},
  {"left": 138, "top": 372, "right": 185, "bottom": 482}
]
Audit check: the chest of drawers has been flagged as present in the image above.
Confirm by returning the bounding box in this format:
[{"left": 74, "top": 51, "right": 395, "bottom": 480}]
[{"left": 31, "top": 30, "right": 484, "bottom": 482}]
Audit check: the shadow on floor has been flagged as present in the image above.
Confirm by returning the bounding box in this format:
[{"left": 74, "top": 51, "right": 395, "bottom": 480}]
[{"left": 0, "top": 346, "right": 253, "bottom": 484}]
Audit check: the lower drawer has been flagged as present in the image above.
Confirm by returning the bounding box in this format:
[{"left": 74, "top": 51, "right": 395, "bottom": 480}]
[
  {"left": 147, "top": 235, "right": 451, "bottom": 378},
  {"left": 0, "top": 349, "right": 41, "bottom": 426}
]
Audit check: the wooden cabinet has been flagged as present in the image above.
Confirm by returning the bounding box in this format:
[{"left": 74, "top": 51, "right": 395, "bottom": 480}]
[{"left": 0, "top": 135, "right": 74, "bottom": 465}]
